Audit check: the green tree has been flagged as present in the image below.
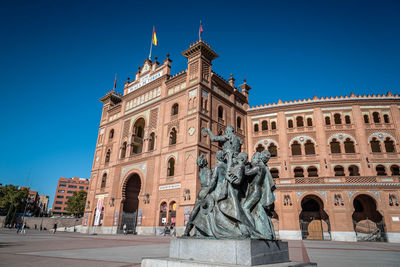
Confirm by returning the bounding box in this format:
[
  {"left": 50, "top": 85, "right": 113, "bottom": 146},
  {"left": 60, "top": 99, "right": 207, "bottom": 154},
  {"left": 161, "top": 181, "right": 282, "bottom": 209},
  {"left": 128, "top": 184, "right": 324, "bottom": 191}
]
[
  {"left": 0, "top": 185, "right": 28, "bottom": 226},
  {"left": 66, "top": 190, "right": 87, "bottom": 217}
]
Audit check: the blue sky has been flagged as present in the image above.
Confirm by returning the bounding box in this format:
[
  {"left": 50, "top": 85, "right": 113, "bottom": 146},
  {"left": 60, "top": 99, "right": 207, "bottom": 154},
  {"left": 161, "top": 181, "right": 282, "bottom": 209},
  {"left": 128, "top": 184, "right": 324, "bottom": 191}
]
[{"left": 1, "top": 0, "right": 399, "bottom": 206}]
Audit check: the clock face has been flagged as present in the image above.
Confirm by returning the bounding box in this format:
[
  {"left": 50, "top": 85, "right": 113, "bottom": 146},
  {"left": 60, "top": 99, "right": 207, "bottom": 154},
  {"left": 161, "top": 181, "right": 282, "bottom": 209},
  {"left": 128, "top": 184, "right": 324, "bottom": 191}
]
[{"left": 188, "top": 127, "right": 195, "bottom": 136}]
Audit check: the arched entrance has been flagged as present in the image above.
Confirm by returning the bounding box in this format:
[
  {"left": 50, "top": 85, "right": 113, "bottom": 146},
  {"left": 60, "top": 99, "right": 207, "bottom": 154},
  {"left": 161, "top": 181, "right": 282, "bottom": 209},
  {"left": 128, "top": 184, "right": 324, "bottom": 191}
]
[
  {"left": 120, "top": 173, "right": 141, "bottom": 234},
  {"left": 299, "top": 195, "right": 331, "bottom": 240},
  {"left": 271, "top": 211, "right": 279, "bottom": 239},
  {"left": 159, "top": 202, "right": 167, "bottom": 226},
  {"left": 352, "top": 194, "right": 386, "bottom": 242},
  {"left": 168, "top": 201, "right": 177, "bottom": 226}
]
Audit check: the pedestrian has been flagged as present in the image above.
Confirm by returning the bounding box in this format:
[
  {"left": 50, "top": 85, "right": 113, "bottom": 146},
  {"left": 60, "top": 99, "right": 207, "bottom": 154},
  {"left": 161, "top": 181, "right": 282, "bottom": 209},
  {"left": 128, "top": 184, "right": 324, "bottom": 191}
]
[
  {"left": 170, "top": 224, "right": 176, "bottom": 237},
  {"left": 123, "top": 223, "right": 127, "bottom": 235},
  {"left": 163, "top": 224, "right": 169, "bottom": 236},
  {"left": 16, "top": 223, "right": 21, "bottom": 234},
  {"left": 22, "top": 222, "right": 26, "bottom": 235},
  {"left": 53, "top": 223, "right": 57, "bottom": 234}
]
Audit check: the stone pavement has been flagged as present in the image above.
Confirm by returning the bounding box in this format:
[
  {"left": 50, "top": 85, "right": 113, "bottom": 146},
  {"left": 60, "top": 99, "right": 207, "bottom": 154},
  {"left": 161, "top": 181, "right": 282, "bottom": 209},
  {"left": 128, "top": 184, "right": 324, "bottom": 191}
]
[{"left": 0, "top": 229, "right": 399, "bottom": 266}]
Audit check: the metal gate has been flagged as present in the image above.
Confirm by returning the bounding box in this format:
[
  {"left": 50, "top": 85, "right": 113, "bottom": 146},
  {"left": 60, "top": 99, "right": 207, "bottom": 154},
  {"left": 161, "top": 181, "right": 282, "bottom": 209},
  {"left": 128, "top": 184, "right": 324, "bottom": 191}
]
[
  {"left": 300, "top": 218, "right": 331, "bottom": 240},
  {"left": 120, "top": 211, "right": 137, "bottom": 234},
  {"left": 354, "top": 220, "right": 386, "bottom": 242}
]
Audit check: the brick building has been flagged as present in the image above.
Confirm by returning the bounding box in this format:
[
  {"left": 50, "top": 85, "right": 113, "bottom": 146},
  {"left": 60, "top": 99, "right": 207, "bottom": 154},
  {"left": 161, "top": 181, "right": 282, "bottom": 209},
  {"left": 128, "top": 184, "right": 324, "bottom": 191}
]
[
  {"left": 83, "top": 40, "right": 400, "bottom": 243},
  {"left": 52, "top": 177, "right": 89, "bottom": 215},
  {"left": 39, "top": 195, "right": 49, "bottom": 215}
]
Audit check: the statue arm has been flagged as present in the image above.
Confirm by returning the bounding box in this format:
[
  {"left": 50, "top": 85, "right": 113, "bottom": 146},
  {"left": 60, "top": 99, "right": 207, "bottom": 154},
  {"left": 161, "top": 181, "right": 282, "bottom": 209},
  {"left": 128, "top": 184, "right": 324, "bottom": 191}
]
[
  {"left": 204, "top": 128, "right": 227, "bottom": 142},
  {"left": 245, "top": 165, "right": 260, "bottom": 176}
]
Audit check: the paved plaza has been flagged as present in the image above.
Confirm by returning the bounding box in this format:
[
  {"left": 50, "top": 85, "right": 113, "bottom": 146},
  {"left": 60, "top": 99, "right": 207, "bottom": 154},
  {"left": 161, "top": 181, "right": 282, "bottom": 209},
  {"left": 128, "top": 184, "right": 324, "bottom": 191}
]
[{"left": 0, "top": 229, "right": 399, "bottom": 267}]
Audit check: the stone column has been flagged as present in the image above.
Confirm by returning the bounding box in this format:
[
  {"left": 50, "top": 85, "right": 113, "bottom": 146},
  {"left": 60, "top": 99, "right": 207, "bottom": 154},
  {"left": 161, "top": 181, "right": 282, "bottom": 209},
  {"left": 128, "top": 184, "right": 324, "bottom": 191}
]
[
  {"left": 352, "top": 105, "right": 373, "bottom": 175},
  {"left": 277, "top": 111, "right": 290, "bottom": 178},
  {"left": 313, "top": 107, "right": 330, "bottom": 176}
]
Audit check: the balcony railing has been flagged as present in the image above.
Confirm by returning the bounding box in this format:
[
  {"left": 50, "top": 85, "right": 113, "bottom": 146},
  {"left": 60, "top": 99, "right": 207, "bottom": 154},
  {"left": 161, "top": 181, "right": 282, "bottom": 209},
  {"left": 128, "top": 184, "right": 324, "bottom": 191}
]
[{"left": 275, "top": 176, "right": 400, "bottom": 186}]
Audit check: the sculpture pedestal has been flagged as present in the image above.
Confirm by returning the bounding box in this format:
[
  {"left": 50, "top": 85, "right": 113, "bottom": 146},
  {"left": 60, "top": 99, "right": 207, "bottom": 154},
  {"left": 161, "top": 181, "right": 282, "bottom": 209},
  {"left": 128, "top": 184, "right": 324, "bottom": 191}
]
[{"left": 141, "top": 238, "right": 317, "bottom": 266}]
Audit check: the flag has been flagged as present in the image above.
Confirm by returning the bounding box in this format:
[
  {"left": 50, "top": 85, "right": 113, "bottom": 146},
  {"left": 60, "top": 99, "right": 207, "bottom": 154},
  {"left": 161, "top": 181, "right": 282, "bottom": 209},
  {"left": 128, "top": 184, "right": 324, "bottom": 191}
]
[
  {"left": 113, "top": 74, "right": 117, "bottom": 89},
  {"left": 152, "top": 27, "right": 158, "bottom": 46},
  {"left": 199, "top": 21, "right": 203, "bottom": 40}
]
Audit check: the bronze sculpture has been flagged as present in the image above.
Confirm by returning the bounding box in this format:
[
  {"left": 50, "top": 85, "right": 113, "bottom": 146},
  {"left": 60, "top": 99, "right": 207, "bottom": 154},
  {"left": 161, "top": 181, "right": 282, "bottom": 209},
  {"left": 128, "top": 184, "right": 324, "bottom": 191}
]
[{"left": 183, "top": 127, "right": 276, "bottom": 239}]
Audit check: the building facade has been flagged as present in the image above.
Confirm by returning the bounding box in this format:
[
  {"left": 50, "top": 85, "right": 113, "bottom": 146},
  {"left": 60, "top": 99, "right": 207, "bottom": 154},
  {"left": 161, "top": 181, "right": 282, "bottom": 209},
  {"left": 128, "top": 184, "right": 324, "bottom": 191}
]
[
  {"left": 39, "top": 195, "right": 49, "bottom": 215},
  {"left": 83, "top": 40, "right": 400, "bottom": 242},
  {"left": 52, "top": 177, "right": 89, "bottom": 215}
]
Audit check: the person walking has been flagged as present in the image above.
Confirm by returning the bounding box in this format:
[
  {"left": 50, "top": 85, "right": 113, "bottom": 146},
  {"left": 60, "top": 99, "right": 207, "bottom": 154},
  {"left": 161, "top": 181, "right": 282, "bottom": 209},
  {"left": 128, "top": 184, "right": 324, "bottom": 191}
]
[
  {"left": 123, "top": 223, "right": 127, "bottom": 235},
  {"left": 21, "top": 222, "right": 26, "bottom": 235},
  {"left": 16, "top": 223, "right": 21, "bottom": 234},
  {"left": 53, "top": 223, "right": 57, "bottom": 234}
]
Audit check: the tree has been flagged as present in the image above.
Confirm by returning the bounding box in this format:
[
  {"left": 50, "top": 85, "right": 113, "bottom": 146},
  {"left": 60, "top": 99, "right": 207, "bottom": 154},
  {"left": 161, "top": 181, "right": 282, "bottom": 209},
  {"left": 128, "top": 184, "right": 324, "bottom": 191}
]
[
  {"left": 66, "top": 190, "right": 87, "bottom": 217},
  {"left": 0, "top": 185, "right": 29, "bottom": 226}
]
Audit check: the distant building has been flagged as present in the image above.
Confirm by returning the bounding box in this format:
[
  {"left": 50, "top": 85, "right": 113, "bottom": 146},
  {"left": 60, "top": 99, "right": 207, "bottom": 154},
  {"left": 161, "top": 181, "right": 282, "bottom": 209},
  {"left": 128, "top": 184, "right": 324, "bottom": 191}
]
[
  {"left": 39, "top": 195, "right": 49, "bottom": 215},
  {"left": 21, "top": 187, "right": 40, "bottom": 216},
  {"left": 52, "top": 177, "right": 89, "bottom": 215}
]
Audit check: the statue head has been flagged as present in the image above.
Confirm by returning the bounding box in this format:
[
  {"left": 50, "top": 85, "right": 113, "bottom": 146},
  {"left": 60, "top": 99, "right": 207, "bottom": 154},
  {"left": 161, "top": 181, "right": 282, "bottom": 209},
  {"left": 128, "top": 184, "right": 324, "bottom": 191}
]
[
  {"left": 260, "top": 150, "right": 271, "bottom": 164},
  {"left": 225, "top": 126, "right": 234, "bottom": 135},
  {"left": 216, "top": 150, "right": 225, "bottom": 162},
  {"left": 196, "top": 155, "right": 208, "bottom": 168},
  {"left": 251, "top": 152, "right": 261, "bottom": 165},
  {"left": 237, "top": 152, "right": 248, "bottom": 164}
]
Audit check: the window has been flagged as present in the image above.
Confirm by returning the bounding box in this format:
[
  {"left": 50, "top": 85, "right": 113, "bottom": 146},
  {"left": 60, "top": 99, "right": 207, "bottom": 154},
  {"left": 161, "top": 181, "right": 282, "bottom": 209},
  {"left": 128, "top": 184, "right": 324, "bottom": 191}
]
[
  {"left": 373, "top": 112, "right": 381, "bottom": 123},
  {"left": 171, "top": 103, "right": 179, "bottom": 116},
  {"left": 376, "top": 165, "right": 386, "bottom": 176},
  {"left": 330, "top": 138, "right": 341, "bottom": 153},
  {"left": 370, "top": 137, "right": 381, "bottom": 153},
  {"left": 307, "top": 166, "right": 318, "bottom": 177},
  {"left": 121, "top": 142, "right": 127, "bottom": 159},
  {"left": 344, "top": 138, "right": 355, "bottom": 153},
  {"left": 167, "top": 158, "right": 175, "bottom": 176},
  {"left": 101, "top": 173, "right": 107, "bottom": 188},
  {"left": 383, "top": 114, "right": 390, "bottom": 123},
  {"left": 325, "top": 117, "right": 331, "bottom": 125},
  {"left": 105, "top": 149, "right": 111, "bottom": 163},
  {"left": 54, "top": 207, "right": 61, "bottom": 210},
  {"left": 268, "top": 143, "right": 278, "bottom": 157},
  {"left": 291, "top": 141, "right": 301, "bottom": 156},
  {"left": 254, "top": 124, "right": 259, "bottom": 132},
  {"left": 218, "top": 106, "right": 223, "bottom": 119},
  {"left": 66, "top": 196, "right": 72, "bottom": 199},
  {"left": 334, "top": 166, "right": 345, "bottom": 176},
  {"left": 271, "top": 121, "right": 277, "bottom": 130},
  {"left": 334, "top": 113, "right": 342, "bottom": 124},
  {"left": 345, "top": 115, "right": 351, "bottom": 124},
  {"left": 349, "top": 165, "right": 360, "bottom": 176},
  {"left": 288, "top": 119, "right": 293, "bottom": 128},
  {"left": 169, "top": 128, "right": 177, "bottom": 145},
  {"left": 296, "top": 116, "right": 304, "bottom": 127},
  {"left": 67, "top": 191, "right": 73, "bottom": 194},
  {"left": 58, "top": 190, "right": 65, "bottom": 193},
  {"left": 364, "top": 114, "right": 370, "bottom": 123},
  {"left": 79, "top": 186, "right": 84, "bottom": 189},
  {"left": 307, "top": 118, "right": 313, "bottom": 127},
  {"left": 304, "top": 140, "right": 315, "bottom": 155},
  {"left": 59, "top": 184, "right": 66, "bottom": 187},
  {"left": 56, "top": 195, "right": 64, "bottom": 199},
  {"left": 391, "top": 165, "right": 400, "bottom": 176},
  {"left": 109, "top": 129, "right": 114, "bottom": 139},
  {"left": 55, "top": 201, "right": 63, "bottom": 204},
  {"left": 256, "top": 144, "right": 265, "bottom": 152},
  {"left": 237, "top": 117, "right": 242, "bottom": 129},
  {"left": 270, "top": 168, "right": 279, "bottom": 178},
  {"left": 294, "top": 167, "right": 304, "bottom": 177},
  {"left": 68, "top": 185, "right": 77, "bottom": 188},
  {"left": 149, "top": 132, "right": 155, "bottom": 151},
  {"left": 262, "top": 120, "right": 268, "bottom": 131},
  {"left": 384, "top": 138, "right": 396, "bottom": 153}
]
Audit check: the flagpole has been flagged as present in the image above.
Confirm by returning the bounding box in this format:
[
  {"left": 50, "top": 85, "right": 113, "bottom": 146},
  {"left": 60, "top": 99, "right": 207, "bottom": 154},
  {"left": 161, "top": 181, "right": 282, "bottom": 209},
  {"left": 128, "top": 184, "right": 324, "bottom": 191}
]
[{"left": 149, "top": 26, "right": 154, "bottom": 60}]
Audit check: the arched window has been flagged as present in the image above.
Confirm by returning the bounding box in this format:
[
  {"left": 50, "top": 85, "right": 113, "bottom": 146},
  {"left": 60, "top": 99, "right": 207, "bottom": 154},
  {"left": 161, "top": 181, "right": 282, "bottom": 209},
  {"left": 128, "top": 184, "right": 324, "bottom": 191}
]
[
  {"left": 105, "top": 149, "right": 111, "bottom": 163},
  {"left": 288, "top": 119, "right": 293, "bottom": 128},
  {"left": 384, "top": 137, "right": 396, "bottom": 153},
  {"left": 218, "top": 106, "right": 223, "bottom": 120},
  {"left": 370, "top": 137, "right": 381, "bottom": 153},
  {"left": 364, "top": 114, "right": 370, "bottom": 123},
  {"left": 334, "top": 165, "right": 345, "bottom": 176},
  {"left": 237, "top": 117, "right": 242, "bottom": 129},
  {"left": 254, "top": 124, "right": 259, "bottom": 132},
  {"left": 344, "top": 138, "right": 355, "bottom": 153},
  {"left": 171, "top": 103, "right": 179, "bottom": 116},
  {"left": 325, "top": 117, "right": 331, "bottom": 125},
  {"left": 291, "top": 141, "right": 301, "bottom": 156},
  {"left": 121, "top": 142, "right": 127, "bottom": 158},
  {"left": 268, "top": 143, "right": 278, "bottom": 157},
  {"left": 373, "top": 112, "right": 381, "bottom": 123},
  {"left": 349, "top": 165, "right": 360, "bottom": 176},
  {"left": 307, "top": 118, "right": 313, "bottom": 127},
  {"left": 304, "top": 140, "right": 315, "bottom": 155},
  {"left": 307, "top": 166, "right": 318, "bottom": 177},
  {"left": 390, "top": 165, "right": 400, "bottom": 176},
  {"left": 256, "top": 144, "right": 265, "bottom": 152},
  {"left": 294, "top": 167, "right": 304, "bottom": 177},
  {"left": 109, "top": 129, "right": 114, "bottom": 140},
  {"left": 345, "top": 115, "right": 351, "bottom": 124},
  {"left": 101, "top": 173, "right": 107, "bottom": 188},
  {"left": 296, "top": 116, "right": 304, "bottom": 127},
  {"left": 383, "top": 114, "right": 390, "bottom": 123},
  {"left": 169, "top": 128, "right": 177, "bottom": 145},
  {"left": 334, "top": 113, "right": 342, "bottom": 124},
  {"left": 261, "top": 120, "right": 268, "bottom": 131},
  {"left": 376, "top": 165, "right": 386, "bottom": 176},
  {"left": 271, "top": 121, "right": 277, "bottom": 130},
  {"left": 330, "top": 138, "right": 341, "bottom": 153},
  {"left": 167, "top": 158, "right": 175, "bottom": 176},
  {"left": 270, "top": 168, "right": 279, "bottom": 178},
  {"left": 132, "top": 118, "right": 145, "bottom": 154},
  {"left": 149, "top": 133, "right": 155, "bottom": 151}
]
